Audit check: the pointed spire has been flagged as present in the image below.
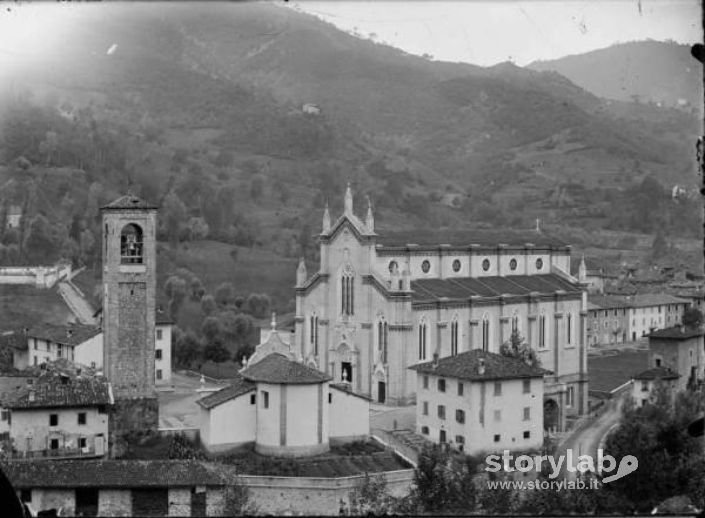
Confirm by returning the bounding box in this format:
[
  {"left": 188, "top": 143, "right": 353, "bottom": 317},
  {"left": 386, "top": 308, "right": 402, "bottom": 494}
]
[
  {"left": 365, "top": 196, "right": 374, "bottom": 232},
  {"left": 578, "top": 254, "right": 587, "bottom": 281},
  {"left": 322, "top": 200, "right": 331, "bottom": 233},
  {"left": 344, "top": 182, "right": 353, "bottom": 214},
  {"left": 296, "top": 257, "right": 308, "bottom": 287}
]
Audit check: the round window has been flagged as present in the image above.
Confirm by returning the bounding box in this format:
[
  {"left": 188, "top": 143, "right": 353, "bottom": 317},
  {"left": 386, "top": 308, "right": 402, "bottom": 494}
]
[
  {"left": 421, "top": 260, "right": 431, "bottom": 273},
  {"left": 452, "top": 259, "right": 461, "bottom": 272},
  {"left": 536, "top": 258, "right": 544, "bottom": 270},
  {"left": 482, "top": 258, "right": 490, "bottom": 271},
  {"left": 388, "top": 260, "right": 398, "bottom": 273},
  {"left": 509, "top": 258, "right": 517, "bottom": 271}
]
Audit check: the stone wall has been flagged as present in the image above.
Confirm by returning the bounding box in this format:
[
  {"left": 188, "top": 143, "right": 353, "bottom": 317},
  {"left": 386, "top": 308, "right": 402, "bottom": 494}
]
[
  {"left": 0, "top": 264, "right": 71, "bottom": 288},
  {"left": 98, "top": 489, "right": 131, "bottom": 516},
  {"left": 109, "top": 396, "right": 159, "bottom": 457}
]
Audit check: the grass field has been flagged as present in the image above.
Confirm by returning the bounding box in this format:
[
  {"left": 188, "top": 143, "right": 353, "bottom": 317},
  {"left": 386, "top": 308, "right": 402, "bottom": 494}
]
[
  {"left": 0, "top": 285, "right": 74, "bottom": 330},
  {"left": 587, "top": 348, "right": 649, "bottom": 394}
]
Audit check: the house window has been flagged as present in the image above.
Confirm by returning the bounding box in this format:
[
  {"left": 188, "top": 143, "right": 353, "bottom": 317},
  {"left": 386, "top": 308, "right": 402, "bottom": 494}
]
[
  {"left": 418, "top": 321, "right": 427, "bottom": 360},
  {"left": 450, "top": 320, "right": 459, "bottom": 356},
  {"left": 439, "top": 429, "right": 447, "bottom": 443},
  {"left": 98, "top": 405, "right": 106, "bottom": 414},
  {"left": 494, "top": 434, "right": 501, "bottom": 443},
  {"left": 423, "top": 401, "right": 428, "bottom": 415},
  {"left": 423, "top": 375, "right": 429, "bottom": 389},
  {"left": 156, "top": 329, "right": 163, "bottom": 340},
  {"left": 155, "top": 349, "right": 162, "bottom": 360},
  {"left": 250, "top": 394, "right": 256, "bottom": 405},
  {"left": 494, "top": 410, "right": 502, "bottom": 422},
  {"left": 523, "top": 407, "right": 531, "bottom": 421},
  {"left": 341, "top": 272, "right": 354, "bottom": 316},
  {"left": 457, "top": 382, "right": 464, "bottom": 396},
  {"left": 50, "top": 439, "right": 59, "bottom": 450},
  {"left": 523, "top": 379, "right": 531, "bottom": 394},
  {"left": 494, "top": 381, "right": 502, "bottom": 396},
  {"left": 78, "top": 412, "right": 87, "bottom": 425},
  {"left": 455, "top": 435, "right": 465, "bottom": 445},
  {"left": 437, "top": 405, "right": 446, "bottom": 420},
  {"left": 482, "top": 317, "right": 490, "bottom": 351},
  {"left": 156, "top": 369, "right": 162, "bottom": 380},
  {"left": 20, "top": 489, "right": 31, "bottom": 503},
  {"left": 328, "top": 393, "right": 332, "bottom": 404},
  {"left": 456, "top": 409, "right": 465, "bottom": 424},
  {"left": 120, "top": 223, "right": 144, "bottom": 264},
  {"left": 421, "top": 426, "right": 429, "bottom": 435},
  {"left": 49, "top": 414, "right": 58, "bottom": 426},
  {"left": 641, "top": 381, "right": 649, "bottom": 392},
  {"left": 262, "top": 391, "right": 269, "bottom": 409},
  {"left": 57, "top": 344, "right": 63, "bottom": 358},
  {"left": 0, "top": 410, "right": 7, "bottom": 421},
  {"left": 438, "top": 379, "right": 446, "bottom": 392},
  {"left": 523, "top": 431, "right": 530, "bottom": 439},
  {"left": 79, "top": 437, "right": 87, "bottom": 449}
]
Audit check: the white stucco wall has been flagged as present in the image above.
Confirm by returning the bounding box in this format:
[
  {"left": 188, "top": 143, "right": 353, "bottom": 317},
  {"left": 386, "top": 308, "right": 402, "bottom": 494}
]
[
  {"left": 73, "top": 333, "right": 104, "bottom": 369},
  {"left": 155, "top": 324, "right": 172, "bottom": 385},
  {"left": 285, "top": 383, "right": 328, "bottom": 448},
  {"left": 200, "top": 391, "right": 256, "bottom": 452},
  {"left": 329, "top": 387, "right": 369, "bottom": 439},
  {"left": 255, "top": 382, "right": 281, "bottom": 449}
]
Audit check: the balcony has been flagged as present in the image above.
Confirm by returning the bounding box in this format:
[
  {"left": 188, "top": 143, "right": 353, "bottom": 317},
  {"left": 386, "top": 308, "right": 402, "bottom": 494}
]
[{"left": 9, "top": 446, "right": 103, "bottom": 461}]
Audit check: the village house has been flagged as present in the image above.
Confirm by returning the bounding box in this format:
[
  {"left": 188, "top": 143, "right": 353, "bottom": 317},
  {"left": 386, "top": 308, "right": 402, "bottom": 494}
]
[
  {"left": 4, "top": 371, "right": 112, "bottom": 460},
  {"left": 409, "top": 349, "right": 548, "bottom": 454},
  {"left": 627, "top": 294, "right": 690, "bottom": 340},
  {"left": 6, "top": 204, "right": 22, "bottom": 229},
  {"left": 198, "top": 322, "right": 370, "bottom": 455},
  {"left": 5, "top": 460, "right": 229, "bottom": 517},
  {"left": 293, "top": 186, "right": 588, "bottom": 431},
  {"left": 631, "top": 366, "right": 680, "bottom": 407},
  {"left": 154, "top": 310, "right": 173, "bottom": 386},
  {"left": 573, "top": 255, "right": 617, "bottom": 294},
  {"left": 586, "top": 295, "right": 630, "bottom": 346},
  {"left": 10, "top": 323, "right": 103, "bottom": 370},
  {"left": 648, "top": 326, "right": 705, "bottom": 392}
]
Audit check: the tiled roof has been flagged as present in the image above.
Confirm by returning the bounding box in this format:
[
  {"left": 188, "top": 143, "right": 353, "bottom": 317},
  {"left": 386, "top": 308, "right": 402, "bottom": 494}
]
[
  {"left": 6, "top": 373, "right": 112, "bottom": 409},
  {"left": 588, "top": 295, "right": 631, "bottom": 310},
  {"left": 409, "top": 349, "right": 549, "bottom": 381},
  {"left": 628, "top": 294, "right": 690, "bottom": 308},
  {"left": 197, "top": 374, "right": 255, "bottom": 409},
  {"left": 100, "top": 194, "right": 158, "bottom": 210},
  {"left": 4, "top": 460, "right": 226, "bottom": 488},
  {"left": 155, "top": 310, "right": 174, "bottom": 325},
  {"left": 241, "top": 353, "right": 332, "bottom": 384},
  {"left": 26, "top": 323, "right": 101, "bottom": 347},
  {"left": 633, "top": 367, "right": 680, "bottom": 381},
  {"left": 411, "top": 273, "right": 581, "bottom": 303},
  {"left": 377, "top": 228, "right": 568, "bottom": 249},
  {"left": 330, "top": 383, "right": 373, "bottom": 401},
  {"left": 648, "top": 326, "right": 704, "bottom": 340}
]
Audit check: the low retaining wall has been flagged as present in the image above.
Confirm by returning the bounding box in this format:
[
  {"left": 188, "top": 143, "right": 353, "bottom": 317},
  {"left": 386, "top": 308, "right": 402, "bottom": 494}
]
[
  {"left": 0, "top": 264, "right": 71, "bottom": 288},
  {"left": 157, "top": 427, "right": 199, "bottom": 441},
  {"left": 235, "top": 469, "right": 414, "bottom": 515}
]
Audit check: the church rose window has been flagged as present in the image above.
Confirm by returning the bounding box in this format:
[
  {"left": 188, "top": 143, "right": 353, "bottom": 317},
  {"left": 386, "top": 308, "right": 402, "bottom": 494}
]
[
  {"left": 421, "top": 260, "right": 431, "bottom": 273},
  {"left": 388, "top": 260, "right": 398, "bottom": 273},
  {"left": 509, "top": 258, "right": 517, "bottom": 271},
  {"left": 536, "top": 258, "right": 544, "bottom": 270},
  {"left": 452, "top": 259, "right": 461, "bottom": 272},
  {"left": 482, "top": 258, "right": 490, "bottom": 271}
]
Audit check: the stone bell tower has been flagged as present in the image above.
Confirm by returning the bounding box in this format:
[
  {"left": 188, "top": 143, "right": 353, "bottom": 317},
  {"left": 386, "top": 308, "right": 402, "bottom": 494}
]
[{"left": 101, "top": 194, "right": 159, "bottom": 445}]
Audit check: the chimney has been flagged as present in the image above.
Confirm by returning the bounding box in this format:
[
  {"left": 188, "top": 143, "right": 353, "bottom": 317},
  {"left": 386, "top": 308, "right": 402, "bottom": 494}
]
[{"left": 478, "top": 358, "right": 486, "bottom": 376}]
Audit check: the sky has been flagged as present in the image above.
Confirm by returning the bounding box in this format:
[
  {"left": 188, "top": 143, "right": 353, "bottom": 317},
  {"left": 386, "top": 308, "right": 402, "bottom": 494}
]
[{"left": 288, "top": 0, "right": 702, "bottom": 66}]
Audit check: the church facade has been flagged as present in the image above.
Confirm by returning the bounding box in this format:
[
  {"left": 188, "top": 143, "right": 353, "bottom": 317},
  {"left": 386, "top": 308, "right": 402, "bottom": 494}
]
[{"left": 294, "top": 187, "right": 588, "bottom": 429}]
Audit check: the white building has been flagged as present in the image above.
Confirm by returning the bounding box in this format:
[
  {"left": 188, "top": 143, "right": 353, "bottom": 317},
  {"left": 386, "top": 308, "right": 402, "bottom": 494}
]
[
  {"left": 4, "top": 371, "right": 112, "bottom": 459},
  {"left": 627, "top": 294, "right": 690, "bottom": 340},
  {"left": 198, "top": 323, "right": 370, "bottom": 455},
  {"left": 11, "top": 324, "right": 103, "bottom": 370},
  {"left": 409, "top": 349, "right": 547, "bottom": 454},
  {"left": 631, "top": 366, "right": 679, "bottom": 408},
  {"left": 154, "top": 311, "right": 173, "bottom": 386}
]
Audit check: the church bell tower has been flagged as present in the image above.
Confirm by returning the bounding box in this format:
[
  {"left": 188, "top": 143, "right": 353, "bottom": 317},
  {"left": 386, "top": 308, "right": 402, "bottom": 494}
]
[{"left": 101, "top": 194, "right": 159, "bottom": 441}]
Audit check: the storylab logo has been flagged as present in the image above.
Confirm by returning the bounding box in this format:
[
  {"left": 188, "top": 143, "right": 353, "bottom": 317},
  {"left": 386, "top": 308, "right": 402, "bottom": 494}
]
[{"left": 485, "top": 449, "right": 638, "bottom": 484}]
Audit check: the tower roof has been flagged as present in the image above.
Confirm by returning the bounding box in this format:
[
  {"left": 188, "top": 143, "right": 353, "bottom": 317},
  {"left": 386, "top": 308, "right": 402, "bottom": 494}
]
[
  {"left": 101, "top": 194, "right": 158, "bottom": 211},
  {"left": 241, "top": 353, "right": 331, "bottom": 384}
]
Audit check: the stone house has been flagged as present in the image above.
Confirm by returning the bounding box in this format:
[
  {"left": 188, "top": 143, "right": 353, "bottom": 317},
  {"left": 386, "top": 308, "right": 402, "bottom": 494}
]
[
  {"left": 5, "top": 460, "right": 228, "bottom": 517},
  {"left": 631, "top": 366, "right": 680, "bottom": 407},
  {"left": 4, "top": 371, "right": 112, "bottom": 459},
  {"left": 409, "top": 349, "right": 548, "bottom": 453},
  {"left": 586, "top": 295, "right": 630, "bottom": 346},
  {"left": 648, "top": 326, "right": 705, "bottom": 391}
]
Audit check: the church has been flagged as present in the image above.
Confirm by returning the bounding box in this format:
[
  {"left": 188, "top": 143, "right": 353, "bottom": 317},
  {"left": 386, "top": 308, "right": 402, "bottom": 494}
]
[{"left": 293, "top": 186, "right": 588, "bottom": 430}]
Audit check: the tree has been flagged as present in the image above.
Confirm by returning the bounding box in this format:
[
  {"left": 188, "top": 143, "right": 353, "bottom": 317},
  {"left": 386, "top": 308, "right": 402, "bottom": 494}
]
[
  {"left": 214, "top": 282, "right": 235, "bottom": 307},
  {"left": 168, "top": 433, "right": 205, "bottom": 460},
  {"left": 161, "top": 192, "right": 187, "bottom": 248},
  {"left": 23, "top": 214, "right": 55, "bottom": 263},
  {"left": 500, "top": 329, "right": 540, "bottom": 368},
  {"left": 201, "top": 294, "right": 217, "bottom": 316},
  {"left": 190, "top": 277, "right": 206, "bottom": 302},
  {"left": 187, "top": 216, "right": 209, "bottom": 241},
  {"left": 165, "top": 275, "right": 188, "bottom": 320},
  {"left": 38, "top": 130, "right": 58, "bottom": 166},
  {"left": 682, "top": 307, "right": 703, "bottom": 328},
  {"left": 245, "top": 293, "right": 270, "bottom": 319},
  {"left": 174, "top": 331, "right": 202, "bottom": 368},
  {"left": 348, "top": 472, "right": 406, "bottom": 515},
  {"left": 203, "top": 339, "right": 230, "bottom": 364},
  {"left": 201, "top": 316, "right": 222, "bottom": 343}
]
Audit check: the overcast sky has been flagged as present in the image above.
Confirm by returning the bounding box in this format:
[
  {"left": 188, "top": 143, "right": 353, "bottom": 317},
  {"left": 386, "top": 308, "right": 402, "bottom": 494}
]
[{"left": 289, "top": 0, "right": 702, "bottom": 66}]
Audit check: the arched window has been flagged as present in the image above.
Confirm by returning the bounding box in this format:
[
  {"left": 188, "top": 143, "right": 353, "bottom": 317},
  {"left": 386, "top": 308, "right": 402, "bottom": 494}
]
[
  {"left": 341, "top": 267, "right": 354, "bottom": 316},
  {"left": 482, "top": 314, "right": 490, "bottom": 352},
  {"left": 418, "top": 319, "right": 427, "bottom": 360},
  {"left": 450, "top": 316, "right": 459, "bottom": 356},
  {"left": 120, "top": 224, "right": 143, "bottom": 264},
  {"left": 310, "top": 313, "right": 319, "bottom": 355},
  {"left": 378, "top": 318, "right": 389, "bottom": 364},
  {"left": 539, "top": 313, "right": 547, "bottom": 348}
]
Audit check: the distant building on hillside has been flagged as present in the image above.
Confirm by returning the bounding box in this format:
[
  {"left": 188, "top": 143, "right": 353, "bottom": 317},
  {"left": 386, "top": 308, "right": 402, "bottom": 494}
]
[
  {"left": 302, "top": 103, "right": 321, "bottom": 115},
  {"left": 409, "top": 349, "right": 549, "bottom": 453},
  {"left": 4, "top": 370, "right": 112, "bottom": 460},
  {"left": 648, "top": 326, "right": 705, "bottom": 391},
  {"left": 6, "top": 205, "right": 22, "bottom": 229},
  {"left": 573, "top": 255, "right": 616, "bottom": 294}
]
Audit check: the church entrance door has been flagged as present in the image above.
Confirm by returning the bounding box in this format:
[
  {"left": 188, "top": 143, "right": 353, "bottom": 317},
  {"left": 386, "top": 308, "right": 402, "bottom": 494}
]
[{"left": 378, "top": 381, "right": 386, "bottom": 403}]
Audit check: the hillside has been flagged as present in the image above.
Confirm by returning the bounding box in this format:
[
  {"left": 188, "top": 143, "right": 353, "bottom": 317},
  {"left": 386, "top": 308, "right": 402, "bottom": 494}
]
[{"left": 527, "top": 40, "right": 702, "bottom": 109}]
